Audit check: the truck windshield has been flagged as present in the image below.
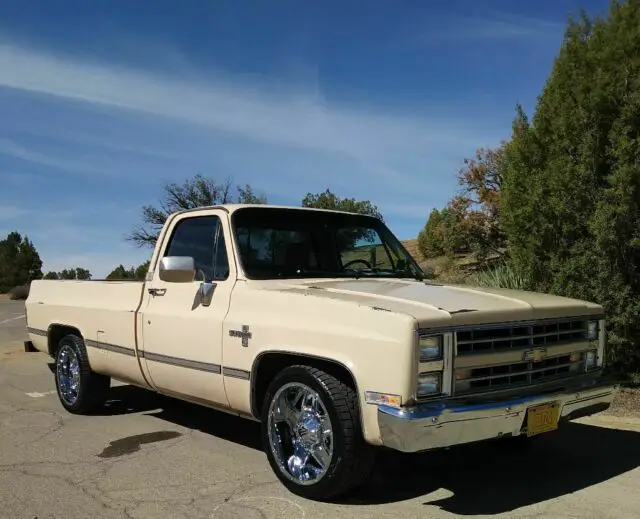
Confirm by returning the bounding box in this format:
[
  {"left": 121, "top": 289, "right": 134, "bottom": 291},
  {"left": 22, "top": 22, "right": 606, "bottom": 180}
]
[{"left": 231, "top": 207, "right": 425, "bottom": 281}]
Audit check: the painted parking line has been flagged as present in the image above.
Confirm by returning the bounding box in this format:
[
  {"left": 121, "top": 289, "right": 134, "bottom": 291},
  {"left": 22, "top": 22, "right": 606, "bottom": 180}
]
[
  {"left": 26, "top": 390, "right": 56, "bottom": 398},
  {"left": 0, "top": 314, "right": 25, "bottom": 326}
]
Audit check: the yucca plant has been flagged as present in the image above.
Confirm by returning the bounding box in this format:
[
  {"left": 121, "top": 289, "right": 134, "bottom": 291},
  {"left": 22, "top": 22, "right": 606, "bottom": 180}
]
[{"left": 467, "top": 263, "right": 528, "bottom": 291}]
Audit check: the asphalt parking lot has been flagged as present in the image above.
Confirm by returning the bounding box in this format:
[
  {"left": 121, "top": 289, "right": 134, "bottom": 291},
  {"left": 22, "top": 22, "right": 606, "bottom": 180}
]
[{"left": 2, "top": 299, "right": 640, "bottom": 519}]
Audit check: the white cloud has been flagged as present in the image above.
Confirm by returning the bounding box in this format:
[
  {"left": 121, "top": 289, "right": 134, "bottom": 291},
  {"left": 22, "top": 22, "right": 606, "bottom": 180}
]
[
  {"left": 0, "top": 41, "right": 509, "bottom": 275},
  {"left": 0, "top": 138, "right": 92, "bottom": 174},
  {"left": 459, "top": 16, "right": 564, "bottom": 40},
  {"left": 406, "top": 12, "right": 565, "bottom": 46},
  {"left": 0, "top": 44, "right": 494, "bottom": 180}
]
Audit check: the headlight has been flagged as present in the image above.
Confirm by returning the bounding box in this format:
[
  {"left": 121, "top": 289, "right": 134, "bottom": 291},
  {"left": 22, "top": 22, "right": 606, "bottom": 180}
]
[
  {"left": 419, "top": 335, "right": 443, "bottom": 362},
  {"left": 417, "top": 372, "right": 441, "bottom": 397},
  {"left": 587, "top": 320, "right": 598, "bottom": 341},
  {"left": 585, "top": 350, "right": 597, "bottom": 369}
]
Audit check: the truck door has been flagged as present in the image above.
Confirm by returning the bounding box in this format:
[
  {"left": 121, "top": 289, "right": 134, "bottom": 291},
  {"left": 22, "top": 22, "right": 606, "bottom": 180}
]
[{"left": 139, "top": 209, "right": 234, "bottom": 407}]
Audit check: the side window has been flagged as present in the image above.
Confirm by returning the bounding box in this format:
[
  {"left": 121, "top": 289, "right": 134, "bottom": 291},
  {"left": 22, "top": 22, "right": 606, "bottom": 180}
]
[{"left": 164, "top": 216, "right": 220, "bottom": 282}]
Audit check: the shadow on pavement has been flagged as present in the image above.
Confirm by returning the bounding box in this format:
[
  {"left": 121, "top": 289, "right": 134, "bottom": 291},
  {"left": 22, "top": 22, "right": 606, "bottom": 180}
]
[
  {"left": 107, "top": 384, "right": 263, "bottom": 452},
  {"left": 86, "top": 384, "right": 640, "bottom": 514},
  {"left": 146, "top": 394, "right": 263, "bottom": 452},
  {"left": 347, "top": 421, "right": 640, "bottom": 514},
  {"left": 47, "top": 364, "right": 166, "bottom": 416}
]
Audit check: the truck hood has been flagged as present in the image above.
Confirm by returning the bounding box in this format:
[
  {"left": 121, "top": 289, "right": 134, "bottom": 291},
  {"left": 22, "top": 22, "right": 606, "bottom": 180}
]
[{"left": 260, "top": 278, "right": 603, "bottom": 327}]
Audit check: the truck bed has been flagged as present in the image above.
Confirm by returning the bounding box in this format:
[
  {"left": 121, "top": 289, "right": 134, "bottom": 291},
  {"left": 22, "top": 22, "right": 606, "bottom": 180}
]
[{"left": 26, "top": 279, "right": 146, "bottom": 381}]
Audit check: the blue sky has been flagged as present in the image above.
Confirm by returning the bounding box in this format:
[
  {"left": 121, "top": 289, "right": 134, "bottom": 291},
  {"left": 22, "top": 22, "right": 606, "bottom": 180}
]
[{"left": 0, "top": 0, "right": 610, "bottom": 278}]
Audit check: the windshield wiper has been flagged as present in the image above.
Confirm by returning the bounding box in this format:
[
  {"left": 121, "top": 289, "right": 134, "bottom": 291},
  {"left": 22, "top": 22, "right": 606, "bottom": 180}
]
[
  {"left": 342, "top": 268, "right": 425, "bottom": 282},
  {"left": 271, "top": 267, "right": 425, "bottom": 282},
  {"left": 274, "top": 268, "right": 353, "bottom": 278}
]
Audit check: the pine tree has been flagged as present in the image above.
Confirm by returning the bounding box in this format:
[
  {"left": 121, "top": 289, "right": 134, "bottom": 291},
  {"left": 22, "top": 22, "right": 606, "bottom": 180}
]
[{"left": 501, "top": 0, "right": 640, "bottom": 370}]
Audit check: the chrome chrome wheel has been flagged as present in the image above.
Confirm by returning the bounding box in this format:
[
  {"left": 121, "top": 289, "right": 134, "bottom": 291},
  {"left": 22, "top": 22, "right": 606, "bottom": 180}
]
[
  {"left": 267, "top": 382, "right": 334, "bottom": 485},
  {"left": 56, "top": 343, "right": 81, "bottom": 406}
]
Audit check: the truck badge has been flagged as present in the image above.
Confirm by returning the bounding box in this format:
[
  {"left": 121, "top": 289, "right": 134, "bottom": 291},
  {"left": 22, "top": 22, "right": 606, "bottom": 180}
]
[
  {"left": 229, "top": 325, "right": 252, "bottom": 347},
  {"left": 523, "top": 347, "right": 547, "bottom": 362}
]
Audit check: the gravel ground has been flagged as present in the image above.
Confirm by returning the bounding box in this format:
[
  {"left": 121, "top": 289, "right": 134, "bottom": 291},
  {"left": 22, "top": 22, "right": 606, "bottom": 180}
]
[{"left": 606, "top": 388, "right": 640, "bottom": 418}]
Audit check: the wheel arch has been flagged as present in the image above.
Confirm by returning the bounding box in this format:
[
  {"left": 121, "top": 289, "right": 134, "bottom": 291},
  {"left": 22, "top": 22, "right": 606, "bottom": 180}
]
[
  {"left": 250, "top": 350, "right": 363, "bottom": 420},
  {"left": 46, "top": 324, "right": 83, "bottom": 356}
]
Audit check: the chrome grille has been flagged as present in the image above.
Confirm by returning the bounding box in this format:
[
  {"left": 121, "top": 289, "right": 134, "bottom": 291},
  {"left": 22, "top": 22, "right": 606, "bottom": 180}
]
[
  {"left": 456, "top": 318, "right": 588, "bottom": 355},
  {"left": 454, "top": 354, "right": 583, "bottom": 395}
]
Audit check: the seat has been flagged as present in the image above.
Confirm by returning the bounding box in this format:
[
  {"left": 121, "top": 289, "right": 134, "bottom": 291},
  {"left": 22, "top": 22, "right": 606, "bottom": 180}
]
[{"left": 284, "top": 242, "right": 313, "bottom": 270}]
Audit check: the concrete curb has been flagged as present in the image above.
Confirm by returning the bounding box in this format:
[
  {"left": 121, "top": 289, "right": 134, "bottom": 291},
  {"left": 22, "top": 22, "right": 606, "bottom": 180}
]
[{"left": 578, "top": 413, "right": 640, "bottom": 431}]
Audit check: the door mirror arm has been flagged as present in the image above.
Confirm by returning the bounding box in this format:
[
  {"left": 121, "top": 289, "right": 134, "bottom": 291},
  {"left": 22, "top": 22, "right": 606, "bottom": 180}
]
[{"left": 199, "top": 281, "right": 217, "bottom": 306}]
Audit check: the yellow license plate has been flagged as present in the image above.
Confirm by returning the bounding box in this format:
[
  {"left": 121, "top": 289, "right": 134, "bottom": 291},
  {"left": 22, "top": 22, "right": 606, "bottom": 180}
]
[{"left": 526, "top": 402, "right": 560, "bottom": 437}]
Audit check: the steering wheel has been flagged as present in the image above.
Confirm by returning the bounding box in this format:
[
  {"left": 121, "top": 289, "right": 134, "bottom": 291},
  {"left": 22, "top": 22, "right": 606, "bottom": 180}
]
[{"left": 343, "top": 258, "right": 372, "bottom": 270}]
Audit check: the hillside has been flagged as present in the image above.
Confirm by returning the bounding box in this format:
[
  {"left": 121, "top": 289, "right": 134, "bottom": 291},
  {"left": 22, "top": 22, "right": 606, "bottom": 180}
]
[{"left": 400, "top": 239, "right": 420, "bottom": 261}]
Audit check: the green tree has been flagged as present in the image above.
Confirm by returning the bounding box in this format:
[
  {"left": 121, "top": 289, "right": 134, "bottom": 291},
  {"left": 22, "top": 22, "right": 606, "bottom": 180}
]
[
  {"left": 500, "top": 0, "right": 640, "bottom": 370},
  {"left": 417, "top": 207, "right": 470, "bottom": 259},
  {"left": 302, "top": 189, "right": 384, "bottom": 220},
  {"left": 106, "top": 265, "right": 134, "bottom": 280},
  {"left": 74, "top": 267, "right": 92, "bottom": 280},
  {"left": 417, "top": 209, "right": 446, "bottom": 259},
  {"left": 128, "top": 174, "right": 267, "bottom": 248},
  {"left": 134, "top": 260, "right": 150, "bottom": 280},
  {"left": 43, "top": 268, "right": 92, "bottom": 280},
  {"left": 56, "top": 268, "right": 92, "bottom": 280},
  {"left": 106, "top": 261, "right": 150, "bottom": 280},
  {"left": 301, "top": 189, "right": 385, "bottom": 250},
  {"left": 0, "top": 231, "right": 43, "bottom": 292}
]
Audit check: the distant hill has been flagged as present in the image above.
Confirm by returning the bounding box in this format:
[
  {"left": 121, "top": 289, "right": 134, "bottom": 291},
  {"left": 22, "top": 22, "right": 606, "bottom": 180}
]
[{"left": 401, "top": 239, "right": 421, "bottom": 261}]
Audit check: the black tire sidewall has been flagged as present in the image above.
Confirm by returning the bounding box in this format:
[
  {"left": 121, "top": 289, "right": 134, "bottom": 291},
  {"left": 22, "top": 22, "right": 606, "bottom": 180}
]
[
  {"left": 260, "top": 365, "right": 355, "bottom": 500},
  {"left": 54, "top": 334, "right": 101, "bottom": 413}
]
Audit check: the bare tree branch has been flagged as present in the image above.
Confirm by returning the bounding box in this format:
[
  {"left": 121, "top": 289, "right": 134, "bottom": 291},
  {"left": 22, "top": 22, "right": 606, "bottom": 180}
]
[{"left": 126, "top": 174, "right": 267, "bottom": 248}]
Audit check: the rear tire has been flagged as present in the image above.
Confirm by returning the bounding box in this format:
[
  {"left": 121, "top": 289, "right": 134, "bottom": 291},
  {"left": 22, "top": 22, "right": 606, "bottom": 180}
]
[
  {"left": 261, "top": 364, "right": 376, "bottom": 501},
  {"left": 54, "top": 333, "right": 110, "bottom": 414}
]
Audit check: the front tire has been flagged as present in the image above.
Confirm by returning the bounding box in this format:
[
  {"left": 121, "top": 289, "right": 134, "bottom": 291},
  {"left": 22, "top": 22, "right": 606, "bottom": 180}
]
[
  {"left": 261, "top": 365, "right": 376, "bottom": 500},
  {"left": 54, "top": 333, "right": 110, "bottom": 414}
]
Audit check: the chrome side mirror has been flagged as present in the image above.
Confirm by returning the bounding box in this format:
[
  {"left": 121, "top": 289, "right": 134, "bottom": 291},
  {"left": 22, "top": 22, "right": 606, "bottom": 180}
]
[
  {"left": 199, "top": 281, "right": 216, "bottom": 306},
  {"left": 159, "top": 256, "right": 196, "bottom": 283}
]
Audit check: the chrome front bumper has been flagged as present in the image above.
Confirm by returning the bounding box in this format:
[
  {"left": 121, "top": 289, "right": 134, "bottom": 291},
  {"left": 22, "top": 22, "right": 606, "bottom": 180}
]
[{"left": 378, "top": 377, "right": 619, "bottom": 453}]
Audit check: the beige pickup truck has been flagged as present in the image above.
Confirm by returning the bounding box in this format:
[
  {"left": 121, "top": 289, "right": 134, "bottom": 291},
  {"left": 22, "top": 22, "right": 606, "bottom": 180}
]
[{"left": 24, "top": 204, "right": 618, "bottom": 500}]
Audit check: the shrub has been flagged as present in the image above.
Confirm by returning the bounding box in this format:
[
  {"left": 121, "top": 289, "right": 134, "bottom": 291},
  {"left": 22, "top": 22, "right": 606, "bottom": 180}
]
[
  {"left": 418, "top": 261, "right": 436, "bottom": 279},
  {"left": 9, "top": 284, "right": 30, "bottom": 300}
]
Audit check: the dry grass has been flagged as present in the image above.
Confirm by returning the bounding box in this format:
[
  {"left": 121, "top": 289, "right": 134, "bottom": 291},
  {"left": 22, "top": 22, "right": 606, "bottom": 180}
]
[
  {"left": 0, "top": 294, "right": 10, "bottom": 302},
  {"left": 418, "top": 254, "right": 476, "bottom": 283},
  {"left": 400, "top": 239, "right": 471, "bottom": 282},
  {"left": 400, "top": 239, "right": 420, "bottom": 261}
]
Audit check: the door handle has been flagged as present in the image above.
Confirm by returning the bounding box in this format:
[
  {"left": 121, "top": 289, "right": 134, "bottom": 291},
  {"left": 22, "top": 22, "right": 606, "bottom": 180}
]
[{"left": 148, "top": 288, "right": 166, "bottom": 296}]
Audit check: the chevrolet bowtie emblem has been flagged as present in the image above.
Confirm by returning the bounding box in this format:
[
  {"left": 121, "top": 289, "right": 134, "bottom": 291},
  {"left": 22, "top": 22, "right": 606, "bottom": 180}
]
[{"left": 523, "top": 347, "right": 547, "bottom": 362}]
